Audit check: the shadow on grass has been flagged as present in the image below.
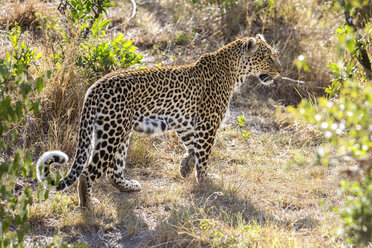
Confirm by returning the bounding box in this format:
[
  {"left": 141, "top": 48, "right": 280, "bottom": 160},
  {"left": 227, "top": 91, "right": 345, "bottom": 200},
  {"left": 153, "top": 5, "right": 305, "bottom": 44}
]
[
  {"left": 27, "top": 189, "right": 150, "bottom": 248},
  {"left": 146, "top": 178, "right": 320, "bottom": 247},
  {"left": 28, "top": 176, "right": 319, "bottom": 247}
]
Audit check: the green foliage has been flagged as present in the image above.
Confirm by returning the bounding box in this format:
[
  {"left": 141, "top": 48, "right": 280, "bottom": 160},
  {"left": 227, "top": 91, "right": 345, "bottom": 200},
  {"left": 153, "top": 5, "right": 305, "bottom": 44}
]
[
  {"left": 325, "top": 3, "right": 370, "bottom": 96},
  {"left": 293, "top": 55, "right": 309, "bottom": 72},
  {"left": 0, "top": 22, "right": 87, "bottom": 248},
  {"left": 66, "top": 0, "right": 114, "bottom": 23},
  {"left": 77, "top": 32, "right": 143, "bottom": 74},
  {"left": 237, "top": 115, "right": 245, "bottom": 127},
  {"left": 291, "top": 81, "right": 372, "bottom": 161},
  {"left": 54, "top": 1, "right": 142, "bottom": 76},
  {"left": 0, "top": 24, "right": 49, "bottom": 247},
  {"left": 333, "top": 24, "right": 370, "bottom": 68},
  {"left": 175, "top": 32, "right": 190, "bottom": 46},
  {"left": 237, "top": 115, "right": 251, "bottom": 140},
  {"left": 0, "top": 25, "right": 44, "bottom": 148},
  {"left": 334, "top": 0, "right": 371, "bottom": 23},
  {"left": 334, "top": 24, "right": 358, "bottom": 57},
  {"left": 3, "top": 25, "right": 42, "bottom": 79},
  {"left": 199, "top": 219, "right": 214, "bottom": 230},
  {"left": 210, "top": 230, "right": 238, "bottom": 248},
  {"left": 290, "top": 0, "right": 372, "bottom": 244},
  {"left": 89, "top": 15, "right": 110, "bottom": 39},
  {"left": 45, "top": 236, "right": 88, "bottom": 248},
  {"left": 291, "top": 80, "right": 372, "bottom": 244},
  {"left": 339, "top": 177, "right": 372, "bottom": 244},
  {"left": 255, "top": 0, "right": 275, "bottom": 13},
  {"left": 60, "top": 0, "right": 114, "bottom": 38},
  {"left": 325, "top": 61, "right": 358, "bottom": 97}
]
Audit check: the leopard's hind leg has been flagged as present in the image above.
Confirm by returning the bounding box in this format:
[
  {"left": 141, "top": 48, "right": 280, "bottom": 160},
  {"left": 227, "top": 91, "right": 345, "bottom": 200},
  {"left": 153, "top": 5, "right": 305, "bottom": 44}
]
[
  {"left": 78, "top": 117, "right": 126, "bottom": 210},
  {"left": 106, "top": 132, "right": 141, "bottom": 192}
]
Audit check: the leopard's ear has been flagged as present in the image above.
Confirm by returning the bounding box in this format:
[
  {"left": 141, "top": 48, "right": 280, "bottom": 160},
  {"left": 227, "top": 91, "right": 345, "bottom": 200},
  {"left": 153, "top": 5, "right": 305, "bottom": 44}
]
[
  {"left": 256, "top": 34, "right": 266, "bottom": 42},
  {"left": 246, "top": 37, "right": 257, "bottom": 54}
]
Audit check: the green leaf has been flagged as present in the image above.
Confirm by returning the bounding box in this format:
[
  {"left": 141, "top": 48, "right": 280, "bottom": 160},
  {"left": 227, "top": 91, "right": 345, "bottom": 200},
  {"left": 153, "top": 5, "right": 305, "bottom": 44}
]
[
  {"left": 2, "top": 218, "right": 9, "bottom": 233},
  {"left": 0, "top": 205, "right": 4, "bottom": 219},
  {"left": 14, "top": 215, "right": 21, "bottom": 226},
  {"left": 33, "top": 77, "right": 43, "bottom": 92},
  {"left": 15, "top": 101, "right": 23, "bottom": 120},
  {"left": 35, "top": 52, "right": 42, "bottom": 59},
  {"left": 46, "top": 70, "right": 52, "bottom": 79},
  {"left": 17, "top": 230, "right": 24, "bottom": 242}
]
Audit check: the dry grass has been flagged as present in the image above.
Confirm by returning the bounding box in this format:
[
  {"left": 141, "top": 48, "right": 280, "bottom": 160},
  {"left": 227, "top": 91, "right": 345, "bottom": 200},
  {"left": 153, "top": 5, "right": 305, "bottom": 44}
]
[
  {"left": 121, "top": 0, "right": 340, "bottom": 105},
  {"left": 24, "top": 106, "right": 348, "bottom": 247},
  {"left": 0, "top": 0, "right": 354, "bottom": 247},
  {"left": 0, "top": 0, "right": 40, "bottom": 31}
]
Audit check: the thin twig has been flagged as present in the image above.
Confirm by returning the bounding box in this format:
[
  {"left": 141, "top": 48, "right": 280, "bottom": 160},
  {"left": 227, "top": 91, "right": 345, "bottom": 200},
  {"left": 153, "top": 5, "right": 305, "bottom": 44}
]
[{"left": 280, "top": 76, "right": 305, "bottom": 84}]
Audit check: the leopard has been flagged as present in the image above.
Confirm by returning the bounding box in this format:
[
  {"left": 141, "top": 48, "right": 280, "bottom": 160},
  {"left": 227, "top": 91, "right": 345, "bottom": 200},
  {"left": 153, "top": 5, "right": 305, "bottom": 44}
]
[{"left": 36, "top": 34, "right": 282, "bottom": 210}]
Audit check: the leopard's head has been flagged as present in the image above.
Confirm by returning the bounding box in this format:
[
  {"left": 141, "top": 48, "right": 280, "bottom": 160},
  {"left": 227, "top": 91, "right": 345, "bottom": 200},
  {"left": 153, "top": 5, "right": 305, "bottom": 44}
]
[{"left": 240, "top": 35, "right": 282, "bottom": 85}]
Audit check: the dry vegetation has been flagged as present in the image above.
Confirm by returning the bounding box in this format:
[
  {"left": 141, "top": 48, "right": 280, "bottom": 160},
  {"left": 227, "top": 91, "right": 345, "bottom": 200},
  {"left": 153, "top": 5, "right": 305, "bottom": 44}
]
[{"left": 0, "top": 0, "right": 353, "bottom": 247}]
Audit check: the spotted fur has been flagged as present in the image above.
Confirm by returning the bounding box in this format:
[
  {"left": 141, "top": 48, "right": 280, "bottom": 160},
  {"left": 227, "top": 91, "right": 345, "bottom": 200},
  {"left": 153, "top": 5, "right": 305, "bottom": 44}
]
[{"left": 36, "top": 35, "right": 282, "bottom": 210}]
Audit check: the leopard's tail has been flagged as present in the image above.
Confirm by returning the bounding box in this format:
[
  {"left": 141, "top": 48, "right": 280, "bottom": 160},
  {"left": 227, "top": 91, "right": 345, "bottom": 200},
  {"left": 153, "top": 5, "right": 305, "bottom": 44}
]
[
  {"left": 36, "top": 151, "right": 69, "bottom": 187},
  {"left": 36, "top": 84, "right": 98, "bottom": 191}
]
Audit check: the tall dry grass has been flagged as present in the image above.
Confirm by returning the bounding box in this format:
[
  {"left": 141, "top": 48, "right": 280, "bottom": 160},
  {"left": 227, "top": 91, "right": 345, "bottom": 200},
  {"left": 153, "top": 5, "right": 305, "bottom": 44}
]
[{"left": 119, "top": 0, "right": 341, "bottom": 104}]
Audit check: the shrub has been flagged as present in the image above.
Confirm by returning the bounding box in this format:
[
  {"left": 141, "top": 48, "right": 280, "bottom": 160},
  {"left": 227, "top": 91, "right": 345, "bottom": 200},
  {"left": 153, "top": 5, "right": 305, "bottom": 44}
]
[
  {"left": 340, "top": 175, "right": 372, "bottom": 244},
  {"left": 77, "top": 20, "right": 143, "bottom": 74},
  {"left": 58, "top": 0, "right": 114, "bottom": 38},
  {"left": 289, "top": 1, "right": 371, "bottom": 244},
  {"left": 0, "top": 21, "right": 88, "bottom": 248},
  {"left": 289, "top": 0, "right": 372, "bottom": 244},
  {"left": 54, "top": 1, "right": 143, "bottom": 76},
  {"left": 290, "top": 80, "right": 372, "bottom": 244},
  {"left": 175, "top": 32, "right": 190, "bottom": 46},
  {"left": 0, "top": 24, "right": 48, "bottom": 247}
]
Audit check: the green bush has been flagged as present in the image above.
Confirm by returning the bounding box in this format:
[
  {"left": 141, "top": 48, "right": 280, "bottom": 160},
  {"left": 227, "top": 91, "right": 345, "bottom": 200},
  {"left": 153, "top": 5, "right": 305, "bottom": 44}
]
[
  {"left": 55, "top": 1, "right": 143, "bottom": 76},
  {"left": 0, "top": 25, "right": 48, "bottom": 247},
  {"left": 289, "top": 0, "right": 372, "bottom": 244},
  {"left": 175, "top": 32, "right": 190, "bottom": 46},
  {"left": 77, "top": 18, "right": 143, "bottom": 74},
  {"left": 325, "top": 22, "right": 369, "bottom": 97},
  {"left": 59, "top": 0, "right": 114, "bottom": 38},
  {"left": 340, "top": 175, "right": 372, "bottom": 244},
  {"left": 237, "top": 115, "right": 250, "bottom": 141},
  {"left": 326, "top": 60, "right": 358, "bottom": 98},
  {"left": 77, "top": 33, "right": 143, "bottom": 74},
  {"left": 292, "top": 81, "right": 372, "bottom": 160},
  {"left": 290, "top": 81, "right": 372, "bottom": 244},
  {"left": 0, "top": 23, "right": 87, "bottom": 248}
]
